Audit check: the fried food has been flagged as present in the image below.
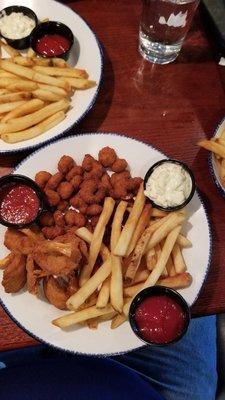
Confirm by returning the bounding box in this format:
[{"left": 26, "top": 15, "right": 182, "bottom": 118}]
[
  {"left": 43, "top": 274, "right": 79, "bottom": 310},
  {"left": 4, "top": 229, "right": 34, "bottom": 255},
  {"left": 26, "top": 254, "right": 41, "bottom": 296},
  {"left": 98, "top": 147, "right": 117, "bottom": 167},
  {"left": 2, "top": 252, "right": 26, "bottom": 293}
]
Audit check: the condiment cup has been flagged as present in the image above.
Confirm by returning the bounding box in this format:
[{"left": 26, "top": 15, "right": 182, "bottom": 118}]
[
  {"left": 144, "top": 159, "right": 195, "bottom": 211},
  {"left": 30, "top": 21, "right": 74, "bottom": 60},
  {"left": 0, "top": 6, "right": 38, "bottom": 49},
  {"left": 0, "top": 174, "right": 45, "bottom": 229},
  {"left": 129, "top": 286, "right": 190, "bottom": 346}
]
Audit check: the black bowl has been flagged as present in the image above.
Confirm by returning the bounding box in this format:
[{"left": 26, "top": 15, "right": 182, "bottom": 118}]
[
  {"left": 0, "top": 6, "right": 38, "bottom": 49},
  {"left": 30, "top": 21, "right": 74, "bottom": 60},
  {"left": 0, "top": 174, "right": 45, "bottom": 229},
  {"left": 129, "top": 286, "right": 190, "bottom": 346},
  {"left": 143, "top": 159, "right": 195, "bottom": 211}
]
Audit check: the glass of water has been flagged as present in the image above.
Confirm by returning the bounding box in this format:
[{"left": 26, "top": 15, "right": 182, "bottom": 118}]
[{"left": 139, "top": 0, "right": 200, "bottom": 65}]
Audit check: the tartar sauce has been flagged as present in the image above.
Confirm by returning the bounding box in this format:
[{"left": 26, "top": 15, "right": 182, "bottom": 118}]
[
  {"left": 144, "top": 162, "right": 192, "bottom": 208},
  {"left": 0, "top": 11, "right": 35, "bottom": 39}
]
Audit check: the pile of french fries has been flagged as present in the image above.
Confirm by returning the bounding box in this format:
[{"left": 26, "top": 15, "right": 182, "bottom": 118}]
[
  {"left": 0, "top": 40, "right": 96, "bottom": 144},
  {"left": 198, "top": 128, "right": 225, "bottom": 188},
  {"left": 53, "top": 183, "right": 193, "bottom": 330}
]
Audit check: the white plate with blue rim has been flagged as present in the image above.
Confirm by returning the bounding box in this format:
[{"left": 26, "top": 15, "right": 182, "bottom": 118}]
[
  {"left": 0, "top": 133, "right": 212, "bottom": 355},
  {"left": 209, "top": 117, "right": 225, "bottom": 198},
  {"left": 0, "top": 0, "right": 103, "bottom": 153}
]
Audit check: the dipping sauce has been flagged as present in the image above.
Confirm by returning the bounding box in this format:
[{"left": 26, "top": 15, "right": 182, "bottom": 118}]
[
  {"left": 144, "top": 161, "right": 192, "bottom": 208},
  {"left": 36, "top": 34, "right": 70, "bottom": 57},
  {"left": 0, "top": 11, "right": 35, "bottom": 39},
  {"left": 0, "top": 183, "right": 40, "bottom": 225},
  {"left": 134, "top": 294, "right": 187, "bottom": 344}
]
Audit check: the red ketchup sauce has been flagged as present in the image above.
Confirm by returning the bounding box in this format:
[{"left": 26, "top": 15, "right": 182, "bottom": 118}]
[
  {"left": 0, "top": 184, "right": 40, "bottom": 225},
  {"left": 36, "top": 34, "right": 70, "bottom": 56},
  {"left": 134, "top": 295, "right": 187, "bottom": 344}
]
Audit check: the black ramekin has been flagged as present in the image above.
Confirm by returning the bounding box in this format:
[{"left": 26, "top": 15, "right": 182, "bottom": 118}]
[
  {"left": 129, "top": 286, "right": 190, "bottom": 346},
  {"left": 30, "top": 21, "right": 74, "bottom": 60},
  {"left": 0, "top": 174, "right": 45, "bottom": 228},
  {"left": 0, "top": 6, "right": 38, "bottom": 49},
  {"left": 143, "top": 159, "right": 196, "bottom": 211}
]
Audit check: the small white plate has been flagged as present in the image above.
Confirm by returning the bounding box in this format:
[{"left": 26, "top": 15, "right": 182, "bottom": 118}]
[
  {"left": 0, "top": 0, "right": 103, "bottom": 153},
  {"left": 209, "top": 117, "right": 225, "bottom": 198},
  {"left": 0, "top": 133, "right": 212, "bottom": 355}
]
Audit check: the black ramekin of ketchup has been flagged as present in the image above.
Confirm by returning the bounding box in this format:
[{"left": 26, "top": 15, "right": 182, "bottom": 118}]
[
  {"left": 129, "top": 286, "right": 190, "bottom": 346},
  {"left": 0, "top": 174, "right": 44, "bottom": 229},
  {"left": 30, "top": 21, "right": 74, "bottom": 60}
]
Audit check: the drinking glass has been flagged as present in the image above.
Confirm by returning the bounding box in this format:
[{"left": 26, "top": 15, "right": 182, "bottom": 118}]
[{"left": 139, "top": 0, "right": 200, "bottom": 64}]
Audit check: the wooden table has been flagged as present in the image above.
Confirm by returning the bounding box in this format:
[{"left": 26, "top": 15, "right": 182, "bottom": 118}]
[{"left": 0, "top": 0, "right": 225, "bottom": 351}]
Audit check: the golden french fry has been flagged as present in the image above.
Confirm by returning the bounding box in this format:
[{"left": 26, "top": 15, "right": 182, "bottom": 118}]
[
  {"left": 52, "top": 58, "right": 68, "bottom": 68},
  {"left": 146, "top": 247, "right": 157, "bottom": 271},
  {"left": 32, "top": 89, "right": 63, "bottom": 102},
  {"left": 198, "top": 139, "right": 225, "bottom": 158},
  {"left": 132, "top": 269, "right": 149, "bottom": 284},
  {"left": 126, "top": 204, "right": 152, "bottom": 256},
  {"left": 7, "top": 81, "right": 38, "bottom": 92},
  {"left": 27, "top": 47, "right": 36, "bottom": 58},
  {"left": 75, "top": 227, "right": 110, "bottom": 262},
  {"left": 114, "top": 183, "right": 145, "bottom": 256},
  {"left": 63, "top": 77, "right": 96, "bottom": 90},
  {"left": 2, "top": 111, "right": 65, "bottom": 143},
  {"left": 79, "top": 197, "right": 115, "bottom": 286},
  {"left": 53, "top": 304, "right": 114, "bottom": 328},
  {"left": 87, "top": 318, "right": 98, "bottom": 330},
  {"left": 145, "top": 213, "right": 185, "bottom": 253},
  {"left": 0, "top": 71, "right": 21, "bottom": 78},
  {"left": 96, "top": 278, "right": 110, "bottom": 309},
  {"left": 165, "top": 253, "right": 176, "bottom": 277},
  {"left": 13, "top": 56, "right": 34, "bottom": 67},
  {"left": 111, "top": 313, "right": 127, "bottom": 329},
  {"left": 0, "top": 100, "right": 26, "bottom": 115},
  {"left": 0, "top": 78, "right": 21, "bottom": 88},
  {"left": 33, "top": 57, "right": 51, "bottom": 66},
  {"left": 110, "top": 255, "right": 123, "bottom": 313},
  {"left": 0, "top": 92, "right": 32, "bottom": 104},
  {"left": 125, "top": 226, "right": 152, "bottom": 283},
  {"left": 123, "top": 283, "right": 143, "bottom": 298},
  {"left": 110, "top": 201, "right": 127, "bottom": 251},
  {"left": 0, "top": 60, "right": 70, "bottom": 90},
  {"left": 0, "top": 89, "right": 8, "bottom": 95},
  {"left": 152, "top": 208, "right": 168, "bottom": 218},
  {"left": 220, "top": 129, "right": 225, "bottom": 140},
  {"left": 177, "top": 234, "right": 192, "bottom": 248},
  {"left": 33, "top": 65, "right": 88, "bottom": 78},
  {"left": 98, "top": 311, "right": 117, "bottom": 322},
  {"left": 67, "top": 258, "right": 112, "bottom": 310},
  {"left": 172, "top": 243, "right": 187, "bottom": 274},
  {"left": 37, "top": 83, "right": 68, "bottom": 97},
  {"left": 0, "top": 99, "right": 69, "bottom": 134},
  {"left": 1, "top": 99, "right": 44, "bottom": 123},
  {"left": 0, "top": 40, "right": 20, "bottom": 57}
]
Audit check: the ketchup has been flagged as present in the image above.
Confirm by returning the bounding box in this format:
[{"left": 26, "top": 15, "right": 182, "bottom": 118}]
[
  {"left": 0, "top": 183, "right": 40, "bottom": 225},
  {"left": 134, "top": 295, "right": 187, "bottom": 344},
  {"left": 36, "top": 34, "right": 70, "bottom": 56}
]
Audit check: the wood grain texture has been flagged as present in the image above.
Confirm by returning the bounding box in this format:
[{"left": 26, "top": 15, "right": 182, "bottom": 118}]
[{"left": 0, "top": 0, "right": 225, "bottom": 350}]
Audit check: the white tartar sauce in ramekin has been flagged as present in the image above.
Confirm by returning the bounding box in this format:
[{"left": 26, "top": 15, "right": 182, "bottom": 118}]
[
  {"left": 0, "top": 11, "right": 35, "bottom": 39},
  {"left": 144, "top": 162, "right": 192, "bottom": 208}
]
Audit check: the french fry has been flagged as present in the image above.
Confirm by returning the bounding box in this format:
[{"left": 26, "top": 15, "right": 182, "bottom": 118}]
[
  {"left": 33, "top": 65, "right": 88, "bottom": 78},
  {"left": 177, "top": 234, "right": 192, "bottom": 248},
  {"left": 165, "top": 254, "right": 176, "bottom": 277},
  {"left": 87, "top": 318, "right": 98, "bottom": 330},
  {"left": 52, "top": 58, "right": 68, "bottom": 68},
  {"left": 126, "top": 204, "right": 152, "bottom": 256},
  {"left": 27, "top": 47, "right": 36, "bottom": 58},
  {"left": 1, "top": 99, "right": 44, "bottom": 123},
  {"left": 145, "top": 213, "right": 185, "bottom": 253},
  {"left": 53, "top": 304, "right": 114, "bottom": 328},
  {"left": 33, "top": 57, "right": 51, "bottom": 66},
  {"left": 0, "top": 40, "right": 20, "bottom": 57},
  {"left": 0, "top": 89, "right": 8, "bottom": 95},
  {"left": 146, "top": 247, "right": 157, "bottom": 271},
  {"left": 125, "top": 226, "right": 152, "bottom": 283},
  {"left": 7, "top": 81, "right": 38, "bottom": 92},
  {"left": 132, "top": 269, "right": 149, "bottom": 284},
  {"left": 0, "top": 60, "right": 70, "bottom": 90},
  {"left": 0, "top": 92, "right": 32, "bottom": 104},
  {"left": 0, "top": 78, "right": 21, "bottom": 88},
  {"left": 13, "top": 56, "right": 34, "bottom": 67},
  {"left": 67, "top": 257, "right": 112, "bottom": 310},
  {"left": 63, "top": 77, "right": 96, "bottom": 90},
  {"left": 111, "top": 313, "right": 127, "bottom": 329},
  {"left": 198, "top": 139, "right": 225, "bottom": 158},
  {"left": 152, "top": 208, "right": 168, "bottom": 218},
  {"left": 79, "top": 197, "right": 115, "bottom": 285},
  {"left": 114, "top": 183, "right": 145, "bottom": 256},
  {"left": 172, "top": 243, "right": 187, "bottom": 274},
  {"left": 2, "top": 111, "right": 65, "bottom": 143},
  {"left": 0, "top": 71, "right": 21, "bottom": 79},
  {"left": 37, "top": 83, "right": 68, "bottom": 97},
  {"left": 0, "top": 100, "right": 26, "bottom": 115},
  {"left": 32, "top": 89, "right": 63, "bottom": 102},
  {"left": 110, "top": 201, "right": 127, "bottom": 250},
  {"left": 96, "top": 278, "right": 110, "bottom": 308},
  {"left": 75, "top": 227, "right": 110, "bottom": 262},
  {"left": 0, "top": 99, "right": 69, "bottom": 134}
]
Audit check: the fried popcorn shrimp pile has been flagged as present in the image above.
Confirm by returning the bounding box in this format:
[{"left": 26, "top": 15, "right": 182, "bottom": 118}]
[
  {"left": 1, "top": 228, "right": 87, "bottom": 310},
  {"left": 35, "top": 147, "right": 143, "bottom": 239}
]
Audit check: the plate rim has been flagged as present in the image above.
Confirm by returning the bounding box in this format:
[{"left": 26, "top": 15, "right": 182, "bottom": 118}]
[
  {"left": 208, "top": 116, "right": 225, "bottom": 199},
  {"left": 0, "top": 132, "right": 213, "bottom": 356},
  {"left": 0, "top": 0, "right": 104, "bottom": 155}
]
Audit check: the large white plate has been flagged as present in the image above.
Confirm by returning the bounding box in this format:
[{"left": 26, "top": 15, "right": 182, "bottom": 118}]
[
  {"left": 0, "top": 0, "right": 103, "bottom": 153},
  {"left": 0, "top": 134, "right": 212, "bottom": 355}
]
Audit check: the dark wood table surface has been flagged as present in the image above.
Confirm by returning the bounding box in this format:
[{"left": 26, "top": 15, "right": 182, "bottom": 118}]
[{"left": 0, "top": 0, "right": 225, "bottom": 351}]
